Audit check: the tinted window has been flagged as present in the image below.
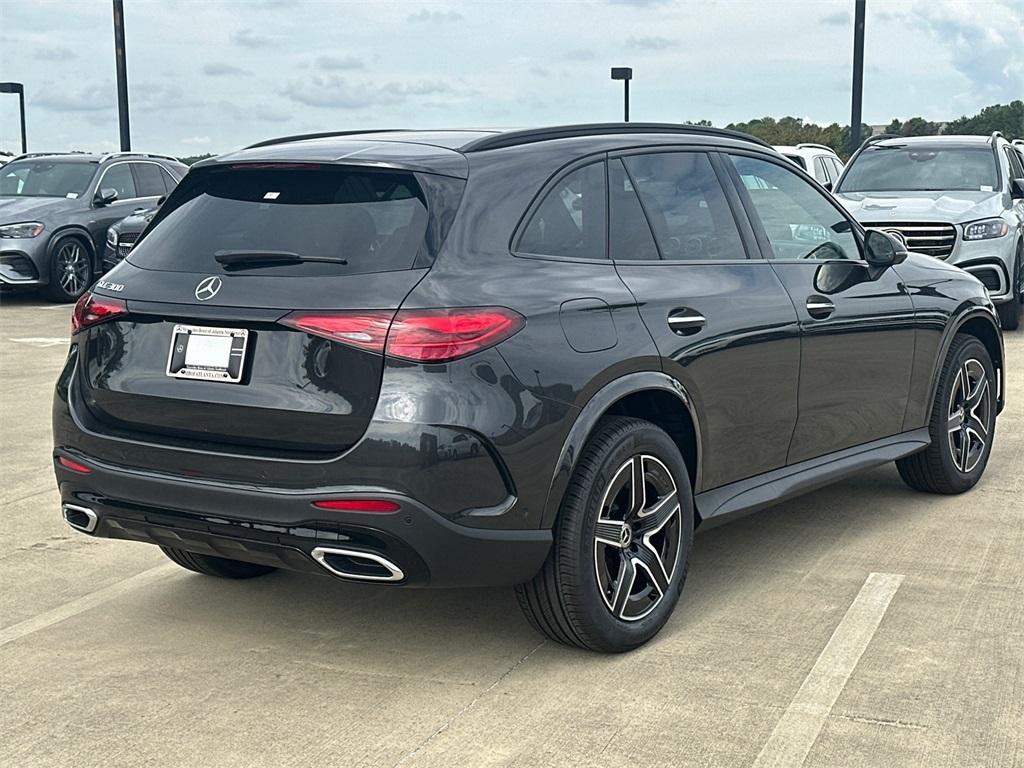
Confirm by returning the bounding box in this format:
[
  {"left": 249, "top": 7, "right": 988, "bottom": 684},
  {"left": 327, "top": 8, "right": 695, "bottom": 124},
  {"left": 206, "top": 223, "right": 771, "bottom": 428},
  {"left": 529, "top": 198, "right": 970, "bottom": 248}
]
[
  {"left": 730, "top": 155, "right": 859, "bottom": 261},
  {"left": 838, "top": 146, "right": 998, "bottom": 192},
  {"left": 129, "top": 165, "right": 432, "bottom": 276},
  {"left": 134, "top": 163, "right": 166, "bottom": 197},
  {"left": 1005, "top": 148, "right": 1024, "bottom": 181},
  {"left": 813, "top": 157, "right": 830, "bottom": 182},
  {"left": 623, "top": 152, "right": 745, "bottom": 261},
  {"left": 783, "top": 154, "right": 807, "bottom": 170},
  {"left": 100, "top": 164, "right": 137, "bottom": 199},
  {"left": 160, "top": 167, "right": 179, "bottom": 193},
  {"left": 609, "top": 159, "right": 658, "bottom": 261},
  {"left": 0, "top": 160, "right": 95, "bottom": 197},
  {"left": 828, "top": 157, "right": 844, "bottom": 179},
  {"left": 518, "top": 162, "right": 605, "bottom": 259}
]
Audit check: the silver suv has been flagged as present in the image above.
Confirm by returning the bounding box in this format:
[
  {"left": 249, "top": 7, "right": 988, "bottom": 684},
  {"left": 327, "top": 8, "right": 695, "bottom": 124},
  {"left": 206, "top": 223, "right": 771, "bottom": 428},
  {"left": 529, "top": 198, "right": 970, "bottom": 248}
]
[{"left": 835, "top": 133, "right": 1024, "bottom": 329}]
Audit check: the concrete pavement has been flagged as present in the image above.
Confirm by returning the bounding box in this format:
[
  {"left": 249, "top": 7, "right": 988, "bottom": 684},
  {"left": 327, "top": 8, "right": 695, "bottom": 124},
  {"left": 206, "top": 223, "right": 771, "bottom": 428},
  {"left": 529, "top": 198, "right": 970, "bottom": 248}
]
[{"left": 1, "top": 292, "right": 1021, "bottom": 768}]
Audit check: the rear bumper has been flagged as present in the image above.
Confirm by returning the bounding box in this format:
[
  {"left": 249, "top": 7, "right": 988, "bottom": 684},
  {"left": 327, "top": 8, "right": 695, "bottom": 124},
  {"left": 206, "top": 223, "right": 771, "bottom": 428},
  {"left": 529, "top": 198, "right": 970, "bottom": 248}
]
[{"left": 53, "top": 450, "right": 551, "bottom": 588}]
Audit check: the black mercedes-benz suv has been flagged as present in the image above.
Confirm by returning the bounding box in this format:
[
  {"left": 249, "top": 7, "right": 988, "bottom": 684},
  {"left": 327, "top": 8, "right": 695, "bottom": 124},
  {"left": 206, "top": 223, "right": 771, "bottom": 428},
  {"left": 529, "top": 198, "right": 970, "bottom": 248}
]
[{"left": 53, "top": 125, "right": 1005, "bottom": 652}]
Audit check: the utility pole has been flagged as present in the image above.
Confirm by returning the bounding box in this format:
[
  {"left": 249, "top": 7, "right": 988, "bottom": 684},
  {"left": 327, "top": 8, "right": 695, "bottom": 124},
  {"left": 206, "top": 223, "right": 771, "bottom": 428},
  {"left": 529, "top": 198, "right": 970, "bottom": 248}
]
[
  {"left": 0, "top": 82, "right": 27, "bottom": 153},
  {"left": 112, "top": 0, "right": 131, "bottom": 151},
  {"left": 850, "top": 0, "right": 866, "bottom": 155},
  {"left": 611, "top": 68, "right": 632, "bottom": 122}
]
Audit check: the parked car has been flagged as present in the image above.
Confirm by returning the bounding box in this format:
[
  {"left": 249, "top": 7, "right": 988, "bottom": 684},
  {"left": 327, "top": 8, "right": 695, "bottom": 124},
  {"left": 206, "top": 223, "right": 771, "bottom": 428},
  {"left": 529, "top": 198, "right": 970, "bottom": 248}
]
[
  {"left": 0, "top": 152, "right": 187, "bottom": 301},
  {"left": 0, "top": 151, "right": 13, "bottom": 167},
  {"left": 102, "top": 202, "right": 161, "bottom": 274},
  {"left": 834, "top": 133, "right": 1024, "bottom": 329},
  {"left": 773, "top": 143, "right": 844, "bottom": 188},
  {"left": 54, "top": 124, "right": 1004, "bottom": 652}
]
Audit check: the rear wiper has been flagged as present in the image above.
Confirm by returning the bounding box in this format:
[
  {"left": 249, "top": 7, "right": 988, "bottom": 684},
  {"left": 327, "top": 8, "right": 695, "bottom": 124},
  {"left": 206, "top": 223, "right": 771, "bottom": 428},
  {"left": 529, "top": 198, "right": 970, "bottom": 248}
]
[{"left": 214, "top": 250, "right": 348, "bottom": 268}]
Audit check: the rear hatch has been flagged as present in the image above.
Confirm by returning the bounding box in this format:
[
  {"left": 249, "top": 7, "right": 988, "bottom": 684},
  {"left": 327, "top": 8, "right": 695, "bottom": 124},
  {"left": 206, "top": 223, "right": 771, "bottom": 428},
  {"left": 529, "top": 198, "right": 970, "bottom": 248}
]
[{"left": 77, "top": 161, "right": 464, "bottom": 454}]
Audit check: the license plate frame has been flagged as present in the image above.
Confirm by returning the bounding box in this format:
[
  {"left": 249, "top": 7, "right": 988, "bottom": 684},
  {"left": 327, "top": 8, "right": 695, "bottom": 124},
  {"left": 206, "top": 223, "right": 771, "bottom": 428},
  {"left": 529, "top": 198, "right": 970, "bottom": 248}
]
[{"left": 166, "top": 324, "right": 248, "bottom": 383}]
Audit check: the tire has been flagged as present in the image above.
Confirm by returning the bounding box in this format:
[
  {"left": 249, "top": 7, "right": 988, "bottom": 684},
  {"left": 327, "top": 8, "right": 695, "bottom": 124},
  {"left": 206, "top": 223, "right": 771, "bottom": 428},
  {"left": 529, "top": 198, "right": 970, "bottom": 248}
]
[
  {"left": 515, "top": 416, "right": 694, "bottom": 652},
  {"left": 996, "top": 242, "right": 1022, "bottom": 331},
  {"left": 160, "top": 546, "right": 276, "bottom": 579},
  {"left": 896, "top": 334, "right": 996, "bottom": 494},
  {"left": 43, "top": 235, "right": 93, "bottom": 302}
]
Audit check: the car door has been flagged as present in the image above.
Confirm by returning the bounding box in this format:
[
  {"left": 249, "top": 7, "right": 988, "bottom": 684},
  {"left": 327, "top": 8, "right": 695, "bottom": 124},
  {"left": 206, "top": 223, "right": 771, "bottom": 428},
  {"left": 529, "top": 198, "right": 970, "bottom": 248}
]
[
  {"left": 723, "top": 151, "right": 917, "bottom": 464},
  {"left": 610, "top": 149, "right": 800, "bottom": 491},
  {"left": 88, "top": 162, "right": 143, "bottom": 252}
]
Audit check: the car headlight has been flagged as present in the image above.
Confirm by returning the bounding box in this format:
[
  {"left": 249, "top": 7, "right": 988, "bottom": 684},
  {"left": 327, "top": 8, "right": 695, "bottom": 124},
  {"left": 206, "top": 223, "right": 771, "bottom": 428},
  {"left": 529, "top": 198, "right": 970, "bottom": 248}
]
[
  {"left": 0, "top": 222, "right": 45, "bottom": 238},
  {"left": 107, "top": 228, "right": 118, "bottom": 247},
  {"left": 963, "top": 218, "right": 1009, "bottom": 241}
]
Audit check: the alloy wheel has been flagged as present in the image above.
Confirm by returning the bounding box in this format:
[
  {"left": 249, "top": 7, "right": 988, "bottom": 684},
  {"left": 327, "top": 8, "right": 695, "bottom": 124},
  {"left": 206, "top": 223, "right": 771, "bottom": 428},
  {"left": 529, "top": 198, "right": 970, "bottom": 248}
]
[
  {"left": 946, "top": 358, "right": 991, "bottom": 474},
  {"left": 594, "top": 454, "right": 682, "bottom": 621},
  {"left": 56, "top": 241, "right": 90, "bottom": 297}
]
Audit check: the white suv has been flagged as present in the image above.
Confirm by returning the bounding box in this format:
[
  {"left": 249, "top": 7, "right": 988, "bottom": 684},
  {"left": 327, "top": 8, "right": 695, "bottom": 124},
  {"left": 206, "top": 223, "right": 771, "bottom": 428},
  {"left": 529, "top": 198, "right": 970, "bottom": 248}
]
[{"left": 773, "top": 143, "right": 845, "bottom": 188}]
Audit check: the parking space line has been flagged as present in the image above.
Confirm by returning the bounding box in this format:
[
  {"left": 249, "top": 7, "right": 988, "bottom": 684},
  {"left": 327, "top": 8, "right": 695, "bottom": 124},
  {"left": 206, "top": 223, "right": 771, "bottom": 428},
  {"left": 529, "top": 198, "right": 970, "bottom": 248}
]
[
  {"left": 0, "top": 564, "right": 177, "bottom": 649},
  {"left": 751, "top": 572, "right": 905, "bottom": 768}
]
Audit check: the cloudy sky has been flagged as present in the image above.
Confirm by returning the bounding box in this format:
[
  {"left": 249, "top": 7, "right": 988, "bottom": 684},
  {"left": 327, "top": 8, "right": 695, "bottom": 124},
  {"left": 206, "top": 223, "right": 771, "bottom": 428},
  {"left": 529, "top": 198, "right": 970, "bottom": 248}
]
[{"left": 1, "top": 0, "right": 1021, "bottom": 156}]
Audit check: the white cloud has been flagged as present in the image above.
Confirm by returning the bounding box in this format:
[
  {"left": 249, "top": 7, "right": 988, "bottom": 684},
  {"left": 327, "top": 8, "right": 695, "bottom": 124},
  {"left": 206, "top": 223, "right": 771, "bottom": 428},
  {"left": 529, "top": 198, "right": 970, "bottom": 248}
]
[{"left": 181, "top": 135, "right": 212, "bottom": 145}]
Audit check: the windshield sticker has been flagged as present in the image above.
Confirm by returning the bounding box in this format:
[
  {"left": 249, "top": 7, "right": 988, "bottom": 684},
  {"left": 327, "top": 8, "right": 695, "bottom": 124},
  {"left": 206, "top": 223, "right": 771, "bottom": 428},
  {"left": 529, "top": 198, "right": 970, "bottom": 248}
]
[
  {"left": 980, "top": 185, "right": 993, "bottom": 192},
  {"left": 263, "top": 191, "right": 280, "bottom": 200},
  {"left": 66, "top": 192, "right": 78, "bottom": 198}
]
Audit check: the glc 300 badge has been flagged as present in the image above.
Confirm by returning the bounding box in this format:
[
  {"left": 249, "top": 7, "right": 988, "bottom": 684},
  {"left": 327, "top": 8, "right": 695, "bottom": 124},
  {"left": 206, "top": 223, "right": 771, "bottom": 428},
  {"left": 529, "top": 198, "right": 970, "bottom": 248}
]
[{"left": 195, "top": 276, "right": 222, "bottom": 301}]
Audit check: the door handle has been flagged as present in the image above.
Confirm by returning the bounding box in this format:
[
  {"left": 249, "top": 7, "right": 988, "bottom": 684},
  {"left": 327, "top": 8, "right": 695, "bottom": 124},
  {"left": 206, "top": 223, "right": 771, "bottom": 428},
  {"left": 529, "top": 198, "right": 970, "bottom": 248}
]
[
  {"left": 806, "top": 296, "right": 836, "bottom": 319},
  {"left": 667, "top": 308, "right": 706, "bottom": 335}
]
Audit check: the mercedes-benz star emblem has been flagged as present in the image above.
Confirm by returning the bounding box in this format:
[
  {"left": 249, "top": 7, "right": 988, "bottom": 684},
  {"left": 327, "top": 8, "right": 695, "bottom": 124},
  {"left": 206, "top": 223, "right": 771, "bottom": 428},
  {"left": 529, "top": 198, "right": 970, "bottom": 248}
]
[
  {"left": 883, "top": 229, "right": 907, "bottom": 247},
  {"left": 195, "top": 276, "right": 222, "bottom": 302}
]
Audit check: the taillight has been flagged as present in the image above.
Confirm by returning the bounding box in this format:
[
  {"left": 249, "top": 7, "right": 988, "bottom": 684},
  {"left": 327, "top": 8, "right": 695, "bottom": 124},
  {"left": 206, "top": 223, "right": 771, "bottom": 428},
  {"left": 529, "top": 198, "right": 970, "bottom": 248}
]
[
  {"left": 279, "top": 311, "right": 395, "bottom": 354},
  {"left": 280, "top": 307, "right": 524, "bottom": 363},
  {"left": 72, "top": 292, "right": 128, "bottom": 334}
]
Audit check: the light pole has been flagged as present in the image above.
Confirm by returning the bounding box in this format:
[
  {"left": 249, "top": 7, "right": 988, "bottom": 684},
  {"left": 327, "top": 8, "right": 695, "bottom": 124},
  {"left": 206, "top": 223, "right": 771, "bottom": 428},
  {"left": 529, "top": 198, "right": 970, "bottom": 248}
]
[
  {"left": 611, "top": 67, "right": 632, "bottom": 122},
  {"left": 0, "top": 82, "right": 27, "bottom": 153},
  {"left": 849, "top": 0, "right": 866, "bottom": 154},
  {"left": 112, "top": 0, "right": 131, "bottom": 151}
]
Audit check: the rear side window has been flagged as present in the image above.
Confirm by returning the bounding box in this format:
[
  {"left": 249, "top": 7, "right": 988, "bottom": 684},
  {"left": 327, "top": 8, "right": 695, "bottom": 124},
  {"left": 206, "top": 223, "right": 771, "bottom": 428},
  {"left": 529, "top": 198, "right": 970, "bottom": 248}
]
[
  {"left": 622, "top": 152, "right": 746, "bottom": 261},
  {"left": 609, "top": 159, "right": 659, "bottom": 261},
  {"left": 133, "top": 163, "right": 166, "bottom": 197},
  {"left": 517, "top": 161, "right": 606, "bottom": 259},
  {"left": 160, "top": 167, "right": 179, "bottom": 192},
  {"left": 129, "top": 165, "right": 436, "bottom": 276}
]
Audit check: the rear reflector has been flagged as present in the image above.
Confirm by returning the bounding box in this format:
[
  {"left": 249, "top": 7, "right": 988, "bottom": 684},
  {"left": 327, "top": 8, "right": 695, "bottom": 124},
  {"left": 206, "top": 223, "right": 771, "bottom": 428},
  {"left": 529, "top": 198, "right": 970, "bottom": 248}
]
[
  {"left": 57, "top": 456, "right": 92, "bottom": 474},
  {"left": 312, "top": 499, "right": 401, "bottom": 513},
  {"left": 72, "top": 292, "right": 128, "bottom": 334},
  {"left": 280, "top": 307, "right": 524, "bottom": 363}
]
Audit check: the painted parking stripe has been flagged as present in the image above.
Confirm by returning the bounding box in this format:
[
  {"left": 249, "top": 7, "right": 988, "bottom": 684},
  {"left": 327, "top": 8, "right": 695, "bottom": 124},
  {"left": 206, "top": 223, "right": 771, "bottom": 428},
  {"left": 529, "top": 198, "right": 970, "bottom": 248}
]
[
  {"left": 752, "top": 572, "right": 905, "bottom": 768},
  {"left": 0, "top": 564, "right": 177, "bottom": 649},
  {"left": 8, "top": 337, "right": 68, "bottom": 347}
]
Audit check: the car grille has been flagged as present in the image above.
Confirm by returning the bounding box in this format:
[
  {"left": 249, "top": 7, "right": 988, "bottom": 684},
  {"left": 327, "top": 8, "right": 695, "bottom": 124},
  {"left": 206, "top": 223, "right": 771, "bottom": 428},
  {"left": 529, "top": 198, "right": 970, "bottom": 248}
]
[
  {"left": 116, "top": 231, "right": 139, "bottom": 259},
  {"left": 862, "top": 222, "right": 956, "bottom": 259}
]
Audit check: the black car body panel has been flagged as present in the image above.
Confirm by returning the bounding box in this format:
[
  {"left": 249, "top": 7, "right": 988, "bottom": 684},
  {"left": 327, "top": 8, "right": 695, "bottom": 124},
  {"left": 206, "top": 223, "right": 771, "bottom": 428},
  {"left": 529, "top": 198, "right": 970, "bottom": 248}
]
[{"left": 53, "top": 125, "right": 1004, "bottom": 589}]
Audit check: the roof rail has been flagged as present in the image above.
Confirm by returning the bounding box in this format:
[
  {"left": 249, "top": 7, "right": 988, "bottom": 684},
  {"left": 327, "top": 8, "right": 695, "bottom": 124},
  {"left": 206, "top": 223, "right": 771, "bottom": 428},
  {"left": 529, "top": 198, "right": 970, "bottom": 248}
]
[
  {"left": 245, "top": 129, "right": 408, "bottom": 150},
  {"left": 9, "top": 151, "right": 92, "bottom": 162},
  {"left": 98, "top": 151, "right": 180, "bottom": 162},
  {"left": 1012, "top": 139, "right": 1024, "bottom": 146},
  {"left": 861, "top": 133, "right": 900, "bottom": 148},
  {"left": 990, "top": 131, "right": 1005, "bottom": 145},
  {"left": 460, "top": 123, "right": 773, "bottom": 153},
  {"left": 795, "top": 143, "right": 836, "bottom": 153}
]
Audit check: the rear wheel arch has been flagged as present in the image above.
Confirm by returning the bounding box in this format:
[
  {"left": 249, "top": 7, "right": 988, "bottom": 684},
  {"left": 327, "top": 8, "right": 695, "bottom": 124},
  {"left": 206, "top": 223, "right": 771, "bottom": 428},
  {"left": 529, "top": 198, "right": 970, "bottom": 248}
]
[{"left": 541, "top": 372, "right": 702, "bottom": 529}]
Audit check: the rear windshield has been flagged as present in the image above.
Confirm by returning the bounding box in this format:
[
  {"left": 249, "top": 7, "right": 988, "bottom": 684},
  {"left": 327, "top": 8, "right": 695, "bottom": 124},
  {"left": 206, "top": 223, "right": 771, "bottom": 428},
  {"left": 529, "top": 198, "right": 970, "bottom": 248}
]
[
  {"left": 838, "top": 146, "right": 999, "bottom": 193},
  {"left": 0, "top": 160, "right": 96, "bottom": 198},
  {"left": 128, "top": 164, "right": 437, "bottom": 276}
]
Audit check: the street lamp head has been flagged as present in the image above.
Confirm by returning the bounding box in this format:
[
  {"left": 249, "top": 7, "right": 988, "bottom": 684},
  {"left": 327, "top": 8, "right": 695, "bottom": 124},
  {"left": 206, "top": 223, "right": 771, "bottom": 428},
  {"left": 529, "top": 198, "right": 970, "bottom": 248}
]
[
  {"left": 0, "top": 82, "right": 25, "bottom": 95},
  {"left": 610, "top": 67, "right": 633, "bottom": 81}
]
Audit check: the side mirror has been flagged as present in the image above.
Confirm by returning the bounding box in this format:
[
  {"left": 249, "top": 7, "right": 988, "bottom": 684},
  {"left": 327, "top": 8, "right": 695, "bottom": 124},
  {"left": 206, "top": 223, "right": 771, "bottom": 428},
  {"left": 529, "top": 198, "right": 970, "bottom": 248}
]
[
  {"left": 823, "top": 181, "right": 833, "bottom": 192},
  {"left": 1010, "top": 178, "right": 1024, "bottom": 200},
  {"left": 864, "top": 228, "right": 908, "bottom": 268},
  {"left": 94, "top": 187, "right": 118, "bottom": 206}
]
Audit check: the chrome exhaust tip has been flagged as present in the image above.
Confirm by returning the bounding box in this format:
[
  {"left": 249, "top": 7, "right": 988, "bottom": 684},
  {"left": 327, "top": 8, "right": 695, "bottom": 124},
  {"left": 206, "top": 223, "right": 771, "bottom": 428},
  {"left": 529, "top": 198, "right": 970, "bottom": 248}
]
[
  {"left": 310, "top": 547, "right": 405, "bottom": 582},
  {"left": 62, "top": 503, "right": 98, "bottom": 533}
]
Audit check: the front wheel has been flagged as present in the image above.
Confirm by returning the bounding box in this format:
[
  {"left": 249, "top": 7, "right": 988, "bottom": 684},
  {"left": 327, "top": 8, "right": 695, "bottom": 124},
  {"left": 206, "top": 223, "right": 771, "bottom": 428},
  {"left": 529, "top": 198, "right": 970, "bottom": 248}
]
[
  {"left": 515, "top": 416, "right": 694, "bottom": 652},
  {"left": 43, "top": 236, "right": 93, "bottom": 302},
  {"left": 896, "top": 334, "right": 996, "bottom": 494}
]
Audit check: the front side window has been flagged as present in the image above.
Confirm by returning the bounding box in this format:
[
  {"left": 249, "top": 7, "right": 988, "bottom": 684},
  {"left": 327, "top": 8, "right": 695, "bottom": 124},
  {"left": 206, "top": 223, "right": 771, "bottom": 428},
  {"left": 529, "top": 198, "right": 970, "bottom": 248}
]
[
  {"left": 622, "top": 152, "right": 746, "bottom": 261},
  {"left": 838, "top": 146, "right": 999, "bottom": 192},
  {"left": 730, "top": 155, "right": 860, "bottom": 261},
  {"left": 813, "top": 157, "right": 830, "bottom": 182},
  {"left": 100, "top": 164, "right": 137, "bottom": 199},
  {"left": 518, "top": 161, "right": 606, "bottom": 259},
  {"left": 1004, "top": 147, "right": 1024, "bottom": 182},
  {"left": 0, "top": 160, "right": 95, "bottom": 198}
]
